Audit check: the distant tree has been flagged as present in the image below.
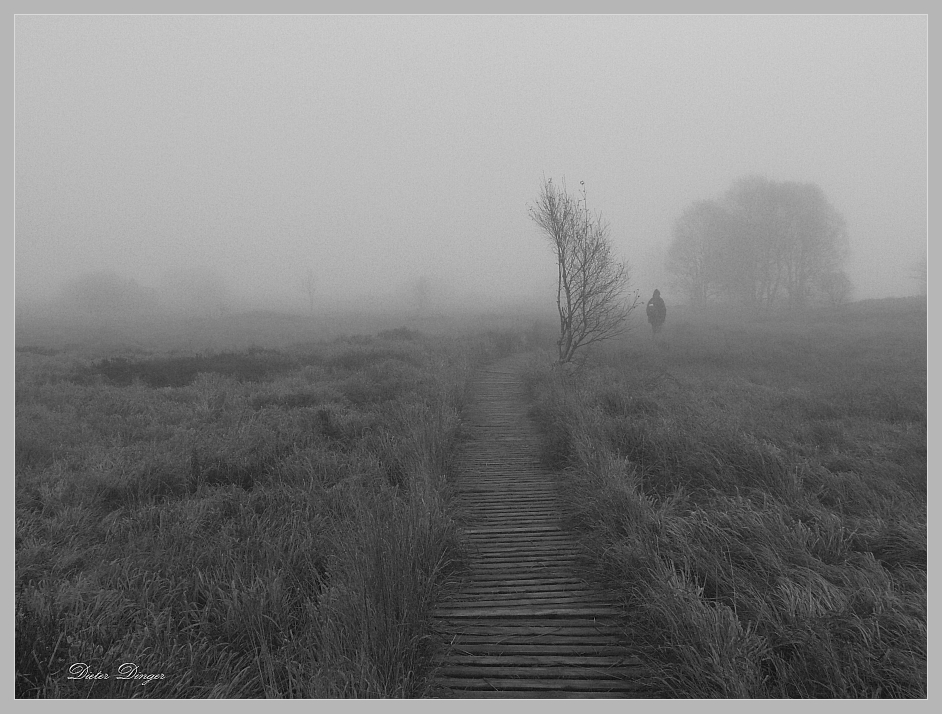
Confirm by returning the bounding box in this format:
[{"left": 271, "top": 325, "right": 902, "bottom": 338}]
[
  {"left": 162, "top": 269, "right": 230, "bottom": 317},
  {"left": 667, "top": 176, "right": 850, "bottom": 311},
  {"left": 776, "top": 181, "right": 849, "bottom": 309},
  {"left": 413, "top": 275, "right": 431, "bottom": 314},
  {"left": 721, "top": 175, "right": 783, "bottom": 308},
  {"left": 817, "top": 270, "right": 854, "bottom": 305},
  {"left": 303, "top": 268, "right": 316, "bottom": 314},
  {"left": 666, "top": 199, "right": 730, "bottom": 306},
  {"left": 60, "top": 270, "right": 158, "bottom": 319},
  {"left": 529, "top": 178, "right": 640, "bottom": 364},
  {"left": 911, "top": 253, "right": 927, "bottom": 296}
]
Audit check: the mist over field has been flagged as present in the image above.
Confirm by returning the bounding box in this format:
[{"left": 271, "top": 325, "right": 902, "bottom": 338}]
[
  {"left": 14, "top": 15, "right": 928, "bottom": 700},
  {"left": 15, "top": 15, "right": 927, "bottom": 328}
]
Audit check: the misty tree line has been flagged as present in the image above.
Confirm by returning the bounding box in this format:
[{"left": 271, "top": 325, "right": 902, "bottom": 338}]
[
  {"left": 666, "top": 176, "right": 853, "bottom": 309},
  {"left": 56, "top": 269, "right": 231, "bottom": 319}
]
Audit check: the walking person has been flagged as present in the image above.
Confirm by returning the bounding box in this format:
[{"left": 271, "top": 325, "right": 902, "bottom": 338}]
[{"left": 646, "top": 289, "right": 666, "bottom": 337}]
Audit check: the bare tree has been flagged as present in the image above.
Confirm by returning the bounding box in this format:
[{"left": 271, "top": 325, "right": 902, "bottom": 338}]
[
  {"left": 303, "top": 268, "right": 316, "bottom": 314},
  {"left": 529, "top": 178, "right": 640, "bottom": 364}
]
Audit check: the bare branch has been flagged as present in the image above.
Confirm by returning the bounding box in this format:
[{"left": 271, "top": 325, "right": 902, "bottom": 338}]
[{"left": 529, "top": 178, "right": 641, "bottom": 364}]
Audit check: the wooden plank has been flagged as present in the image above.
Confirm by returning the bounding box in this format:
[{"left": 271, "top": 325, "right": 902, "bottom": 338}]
[
  {"left": 433, "top": 689, "right": 647, "bottom": 698},
  {"left": 460, "top": 523, "right": 563, "bottom": 530},
  {"left": 465, "top": 550, "right": 581, "bottom": 558},
  {"left": 445, "top": 580, "right": 594, "bottom": 591},
  {"left": 469, "top": 512, "right": 561, "bottom": 516},
  {"left": 452, "top": 581, "right": 590, "bottom": 590},
  {"left": 435, "top": 605, "right": 620, "bottom": 619},
  {"left": 441, "top": 596, "right": 611, "bottom": 607},
  {"left": 462, "top": 516, "right": 579, "bottom": 532},
  {"left": 461, "top": 556, "right": 584, "bottom": 563},
  {"left": 456, "top": 572, "right": 587, "bottom": 583},
  {"left": 464, "top": 530, "right": 571, "bottom": 537},
  {"left": 440, "top": 599, "right": 613, "bottom": 612},
  {"left": 435, "top": 605, "right": 622, "bottom": 618},
  {"left": 443, "top": 643, "right": 632, "bottom": 656},
  {"left": 458, "top": 492, "right": 557, "bottom": 498},
  {"left": 462, "top": 540, "right": 578, "bottom": 549},
  {"left": 440, "top": 654, "right": 635, "bottom": 667},
  {"left": 462, "top": 553, "right": 584, "bottom": 562},
  {"left": 460, "top": 562, "right": 582, "bottom": 573},
  {"left": 458, "top": 484, "right": 557, "bottom": 490},
  {"left": 461, "top": 509, "right": 561, "bottom": 516},
  {"left": 433, "top": 677, "right": 646, "bottom": 692},
  {"left": 463, "top": 521, "right": 567, "bottom": 528},
  {"left": 441, "top": 590, "right": 608, "bottom": 601},
  {"left": 456, "top": 570, "right": 584, "bottom": 580},
  {"left": 433, "top": 623, "right": 621, "bottom": 635},
  {"left": 459, "top": 488, "right": 556, "bottom": 493},
  {"left": 465, "top": 554, "right": 585, "bottom": 573},
  {"left": 454, "top": 575, "right": 586, "bottom": 585},
  {"left": 462, "top": 545, "right": 579, "bottom": 554},
  {"left": 462, "top": 547, "right": 584, "bottom": 555}
]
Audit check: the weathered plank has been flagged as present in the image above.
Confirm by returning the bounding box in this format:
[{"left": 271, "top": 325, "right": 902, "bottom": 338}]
[
  {"left": 440, "top": 654, "right": 635, "bottom": 667},
  {"left": 445, "top": 643, "right": 634, "bottom": 656},
  {"left": 430, "top": 356, "right": 652, "bottom": 698},
  {"left": 441, "top": 635, "right": 628, "bottom": 646},
  {"left": 436, "top": 673, "right": 644, "bottom": 692},
  {"left": 440, "top": 597, "right": 614, "bottom": 611},
  {"left": 437, "top": 689, "right": 649, "bottom": 698},
  {"left": 451, "top": 582, "right": 595, "bottom": 595},
  {"left": 436, "top": 605, "right": 622, "bottom": 618}
]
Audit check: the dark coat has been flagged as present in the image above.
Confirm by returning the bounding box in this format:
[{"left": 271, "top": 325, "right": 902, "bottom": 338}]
[{"left": 646, "top": 293, "right": 666, "bottom": 330}]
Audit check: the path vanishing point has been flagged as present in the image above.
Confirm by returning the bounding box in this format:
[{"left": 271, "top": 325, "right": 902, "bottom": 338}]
[{"left": 429, "top": 355, "right": 653, "bottom": 698}]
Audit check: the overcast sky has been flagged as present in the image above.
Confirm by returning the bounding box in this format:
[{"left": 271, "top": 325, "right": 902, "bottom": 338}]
[{"left": 15, "top": 15, "right": 927, "bottom": 311}]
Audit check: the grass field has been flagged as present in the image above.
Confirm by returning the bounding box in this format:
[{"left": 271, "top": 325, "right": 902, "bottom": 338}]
[
  {"left": 522, "top": 297, "right": 927, "bottom": 697},
  {"left": 15, "top": 298, "right": 926, "bottom": 698},
  {"left": 15, "top": 317, "right": 526, "bottom": 698}
]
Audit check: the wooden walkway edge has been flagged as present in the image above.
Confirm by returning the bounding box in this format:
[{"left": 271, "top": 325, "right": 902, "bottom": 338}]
[{"left": 428, "top": 354, "right": 654, "bottom": 698}]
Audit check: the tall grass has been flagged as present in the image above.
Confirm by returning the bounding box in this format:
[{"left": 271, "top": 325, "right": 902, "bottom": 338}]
[
  {"left": 522, "top": 300, "right": 926, "bottom": 698},
  {"left": 16, "top": 328, "right": 519, "bottom": 698}
]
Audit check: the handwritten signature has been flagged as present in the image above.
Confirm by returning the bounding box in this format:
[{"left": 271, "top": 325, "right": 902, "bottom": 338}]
[{"left": 68, "top": 662, "right": 166, "bottom": 685}]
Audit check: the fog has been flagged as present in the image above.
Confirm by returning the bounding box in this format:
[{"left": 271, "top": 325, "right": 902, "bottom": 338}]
[{"left": 15, "top": 15, "right": 927, "bottom": 320}]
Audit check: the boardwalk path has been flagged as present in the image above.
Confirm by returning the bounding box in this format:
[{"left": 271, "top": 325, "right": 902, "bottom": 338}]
[{"left": 429, "top": 354, "right": 650, "bottom": 698}]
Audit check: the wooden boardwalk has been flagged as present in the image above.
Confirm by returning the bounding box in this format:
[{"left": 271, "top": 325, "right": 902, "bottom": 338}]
[{"left": 429, "top": 355, "right": 651, "bottom": 698}]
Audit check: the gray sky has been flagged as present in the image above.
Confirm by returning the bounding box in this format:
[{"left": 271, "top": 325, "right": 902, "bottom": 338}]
[{"left": 15, "top": 15, "right": 927, "bottom": 311}]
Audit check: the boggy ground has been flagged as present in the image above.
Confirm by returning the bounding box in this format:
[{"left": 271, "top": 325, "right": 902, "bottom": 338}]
[
  {"left": 15, "top": 298, "right": 926, "bottom": 698},
  {"left": 522, "top": 297, "right": 926, "bottom": 698},
  {"left": 15, "top": 324, "right": 525, "bottom": 698}
]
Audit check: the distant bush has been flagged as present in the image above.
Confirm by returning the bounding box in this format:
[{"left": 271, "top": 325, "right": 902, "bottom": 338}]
[
  {"left": 85, "top": 350, "right": 296, "bottom": 388},
  {"left": 15, "top": 346, "right": 61, "bottom": 357},
  {"left": 324, "top": 344, "right": 422, "bottom": 373},
  {"left": 377, "top": 327, "right": 424, "bottom": 342},
  {"left": 485, "top": 329, "right": 525, "bottom": 358}
]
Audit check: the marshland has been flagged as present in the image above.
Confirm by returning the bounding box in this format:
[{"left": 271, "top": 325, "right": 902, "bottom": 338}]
[
  {"left": 15, "top": 296, "right": 926, "bottom": 697},
  {"left": 15, "top": 15, "right": 927, "bottom": 699}
]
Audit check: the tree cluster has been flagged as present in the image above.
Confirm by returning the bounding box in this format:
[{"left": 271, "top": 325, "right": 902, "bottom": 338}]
[
  {"left": 530, "top": 178, "right": 639, "bottom": 364},
  {"left": 667, "top": 176, "right": 852, "bottom": 310},
  {"left": 59, "top": 270, "right": 158, "bottom": 318}
]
